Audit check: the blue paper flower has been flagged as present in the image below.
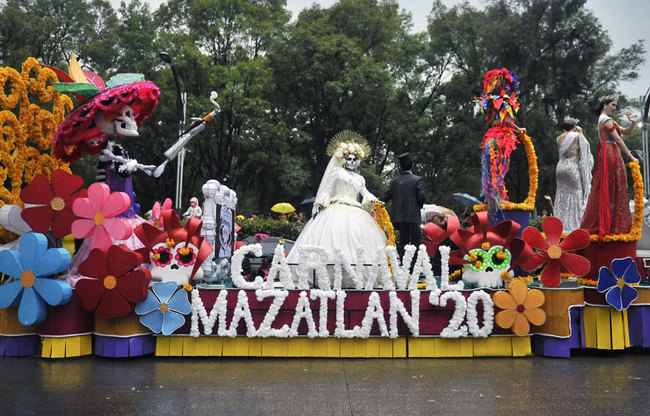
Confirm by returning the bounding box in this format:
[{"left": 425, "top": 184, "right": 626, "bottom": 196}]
[
  {"left": 0, "top": 233, "right": 72, "bottom": 325},
  {"left": 135, "top": 282, "right": 191, "bottom": 335},
  {"left": 597, "top": 257, "right": 641, "bottom": 311}
]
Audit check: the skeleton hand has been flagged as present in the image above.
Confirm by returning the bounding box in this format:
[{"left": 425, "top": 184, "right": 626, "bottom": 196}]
[{"left": 139, "top": 164, "right": 160, "bottom": 177}]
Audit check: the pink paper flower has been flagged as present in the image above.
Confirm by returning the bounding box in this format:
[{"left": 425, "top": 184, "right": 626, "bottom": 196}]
[
  {"left": 148, "top": 198, "right": 172, "bottom": 228},
  {"left": 71, "top": 183, "right": 132, "bottom": 249}
]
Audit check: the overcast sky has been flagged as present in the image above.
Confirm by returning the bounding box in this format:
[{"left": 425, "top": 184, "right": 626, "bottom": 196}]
[{"left": 110, "top": 0, "right": 649, "bottom": 98}]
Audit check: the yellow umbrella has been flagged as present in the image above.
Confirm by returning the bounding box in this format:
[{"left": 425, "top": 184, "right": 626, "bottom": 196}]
[{"left": 271, "top": 202, "right": 296, "bottom": 213}]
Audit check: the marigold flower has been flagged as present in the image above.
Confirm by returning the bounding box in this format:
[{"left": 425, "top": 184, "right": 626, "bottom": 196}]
[{"left": 494, "top": 280, "right": 546, "bottom": 336}]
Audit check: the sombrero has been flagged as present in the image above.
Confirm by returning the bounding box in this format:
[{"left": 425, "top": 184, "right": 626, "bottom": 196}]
[{"left": 51, "top": 54, "right": 160, "bottom": 163}]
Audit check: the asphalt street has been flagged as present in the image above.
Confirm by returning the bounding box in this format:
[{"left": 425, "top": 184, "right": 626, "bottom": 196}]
[{"left": 1, "top": 350, "right": 649, "bottom": 415}]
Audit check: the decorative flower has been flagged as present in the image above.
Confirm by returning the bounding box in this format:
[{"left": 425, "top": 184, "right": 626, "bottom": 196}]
[
  {"left": 71, "top": 182, "right": 132, "bottom": 249},
  {"left": 0, "top": 233, "right": 72, "bottom": 325},
  {"left": 597, "top": 257, "right": 641, "bottom": 311},
  {"left": 135, "top": 282, "right": 191, "bottom": 335},
  {"left": 75, "top": 244, "right": 150, "bottom": 319},
  {"left": 148, "top": 197, "right": 172, "bottom": 228},
  {"left": 521, "top": 216, "right": 590, "bottom": 287},
  {"left": 20, "top": 169, "right": 87, "bottom": 238},
  {"left": 493, "top": 280, "right": 546, "bottom": 336}
]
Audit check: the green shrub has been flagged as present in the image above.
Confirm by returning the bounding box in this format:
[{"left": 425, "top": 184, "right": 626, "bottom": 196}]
[
  {"left": 528, "top": 218, "right": 543, "bottom": 231},
  {"left": 237, "top": 218, "right": 303, "bottom": 241}
]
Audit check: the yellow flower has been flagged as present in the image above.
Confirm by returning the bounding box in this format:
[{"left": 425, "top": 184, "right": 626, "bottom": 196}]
[
  {"left": 449, "top": 269, "right": 462, "bottom": 281},
  {"left": 178, "top": 247, "right": 190, "bottom": 256},
  {"left": 373, "top": 202, "right": 396, "bottom": 247},
  {"left": 493, "top": 280, "right": 546, "bottom": 336},
  {"left": 481, "top": 241, "right": 491, "bottom": 251},
  {"left": 165, "top": 238, "right": 176, "bottom": 247},
  {"left": 0, "top": 58, "right": 70, "bottom": 243},
  {"left": 183, "top": 283, "right": 193, "bottom": 292}
]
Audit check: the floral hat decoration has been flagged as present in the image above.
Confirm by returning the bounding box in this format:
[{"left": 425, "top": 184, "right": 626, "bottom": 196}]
[
  {"left": 326, "top": 130, "right": 371, "bottom": 163},
  {"left": 50, "top": 54, "right": 160, "bottom": 163}
]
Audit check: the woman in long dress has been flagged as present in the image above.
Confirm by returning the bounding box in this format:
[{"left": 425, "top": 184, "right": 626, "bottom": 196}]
[
  {"left": 580, "top": 95, "right": 637, "bottom": 237},
  {"left": 287, "top": 131, "right": 387, "bottom": 286},
  {"left": 554, "top": 118, "right": 593, "bottom": 233}
]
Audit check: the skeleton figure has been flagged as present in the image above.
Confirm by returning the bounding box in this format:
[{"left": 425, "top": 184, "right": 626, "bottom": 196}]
[
  {"left": 345, "top": 154, "right": 358, "bottom": 172},
  {"left": 94, "top": 106, "right": 164, "bottom": 218},
  {"left": 95, "top": 106, "right": 159, "bottom": 178}
]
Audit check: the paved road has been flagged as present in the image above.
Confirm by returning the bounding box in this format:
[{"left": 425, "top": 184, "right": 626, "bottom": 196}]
[{"left": 2, "top": 350, "right": 649, "bottom": 415}]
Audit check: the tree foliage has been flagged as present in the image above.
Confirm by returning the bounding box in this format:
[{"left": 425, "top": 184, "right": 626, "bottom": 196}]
[{"left": 0, "top": 0, "right": 645, "bottom": 216}]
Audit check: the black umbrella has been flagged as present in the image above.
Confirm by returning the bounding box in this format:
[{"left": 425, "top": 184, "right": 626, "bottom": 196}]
[
  {"left": 453, "top": 192, "right": 483, "bottom": 207},
  {"left": 260, "top": 236, "right": 295, "bottom": 256}
]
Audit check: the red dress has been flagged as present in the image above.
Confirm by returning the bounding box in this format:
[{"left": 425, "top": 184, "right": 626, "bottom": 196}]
[{"left": 580, "top": 117, "right": 632, "bottom": 237}]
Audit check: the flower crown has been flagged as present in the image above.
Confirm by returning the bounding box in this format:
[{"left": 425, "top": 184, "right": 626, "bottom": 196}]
[
  {"left": 599, "top": 93, "right": 618, "bottom": 103},
  {"left": 563, "top": 117, "right": 579, "bottom": 126},
  {"left": 326, "top": 130, "right": 371, "bottom": 162}
]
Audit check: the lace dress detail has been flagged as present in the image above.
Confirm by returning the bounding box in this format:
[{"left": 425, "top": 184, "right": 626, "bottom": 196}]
[
  {"left": 554, "top": 132, "right": 593, "bottom": 233},
  {"left": 580, "top": 116, "right": 632, "bottom": 235}
]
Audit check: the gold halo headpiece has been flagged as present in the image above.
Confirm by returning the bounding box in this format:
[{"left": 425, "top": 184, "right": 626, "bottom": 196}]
[{"left": 326, "top": 130, "right": 371, "bottom": 162}]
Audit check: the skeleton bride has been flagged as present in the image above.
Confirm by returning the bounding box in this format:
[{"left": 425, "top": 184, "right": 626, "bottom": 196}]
[{"left": 287, "top": 131, "right": 388, "bottom": 287}]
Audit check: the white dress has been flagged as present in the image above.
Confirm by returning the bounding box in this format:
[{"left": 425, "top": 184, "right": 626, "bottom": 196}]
[
  {"left": 287, "top": 165, "right": 387, "bottom": 285},
  {"left": 554, "top": 131, "right": 593, "bottom": 233}
]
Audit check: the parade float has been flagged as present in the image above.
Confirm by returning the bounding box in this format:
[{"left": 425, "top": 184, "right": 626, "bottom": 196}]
[{"left": 1, "top": 58, "right": 648, "bottom": 360}]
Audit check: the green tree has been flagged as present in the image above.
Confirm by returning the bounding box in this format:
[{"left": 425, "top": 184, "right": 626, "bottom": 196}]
[{"left": 424, "top": 0, "right": 645, "bottom": 211}]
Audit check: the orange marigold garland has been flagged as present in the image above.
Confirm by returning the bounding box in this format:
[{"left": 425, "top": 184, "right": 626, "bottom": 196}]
[
  {"left": 0, "top": 57, "right": 72, "bottom": 242},
  {"left": 373, "top": 202, "right": 396, "bottom": 247}
]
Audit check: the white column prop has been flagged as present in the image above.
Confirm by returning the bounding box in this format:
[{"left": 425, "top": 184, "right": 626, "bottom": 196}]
[{"left": 200, "top": 180, "right": 220, "bottom": 279}]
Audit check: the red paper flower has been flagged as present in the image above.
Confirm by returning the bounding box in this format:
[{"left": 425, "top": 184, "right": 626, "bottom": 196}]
[
  {"left": 421, "top": 216, "right": 460, "bottom": 257},
  {"left": 20, "top": 169, "right": 87, "bottom": 238},
  {"left": 521, "top": 216, "right": 591, "bottom": 287},
  {"left": 71, "top": 182, "right": 132, "bottom": 249},
  {"left": 75, "top": 244, "right": 151, "bottom": 319}
]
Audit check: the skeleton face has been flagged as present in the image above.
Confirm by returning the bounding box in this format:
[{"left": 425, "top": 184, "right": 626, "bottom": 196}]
[
  {"left": 149, "top": 240, "right": 203, "bottom": 285},
  {"left": 94, "top": 105, "right": 139, "bottom": 137},
  {"left": 345, "top": 154, "right": 358, "bottom": 171},
  {"left": 462, "top": 245, "right": 512, "bottom": 288}
]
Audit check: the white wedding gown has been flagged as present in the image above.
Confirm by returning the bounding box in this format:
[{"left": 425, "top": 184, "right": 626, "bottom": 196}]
[{"left": 287, "top": 166, "right": 387, "bottom": 285}]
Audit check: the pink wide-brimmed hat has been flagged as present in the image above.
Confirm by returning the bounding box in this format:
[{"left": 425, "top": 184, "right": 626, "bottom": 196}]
[{"left": 51, "top": 55, "right": 160, "bottom": 163}]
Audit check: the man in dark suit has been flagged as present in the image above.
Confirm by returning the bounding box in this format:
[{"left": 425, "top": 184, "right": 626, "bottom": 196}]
[{"left": 381, "top": 153, "right": 426, "bottom": 257}]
